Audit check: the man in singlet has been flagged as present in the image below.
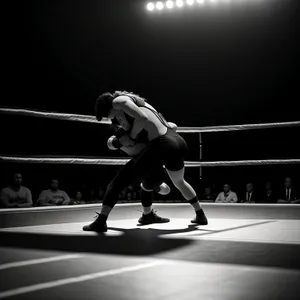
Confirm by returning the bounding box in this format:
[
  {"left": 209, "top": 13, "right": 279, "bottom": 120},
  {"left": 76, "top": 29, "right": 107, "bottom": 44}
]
[
  {"left": 107, "top": 109, "right": 173, "bottom": 224},
  {"left": 83, "top": 91, "right": 208, "bottom": 232}
]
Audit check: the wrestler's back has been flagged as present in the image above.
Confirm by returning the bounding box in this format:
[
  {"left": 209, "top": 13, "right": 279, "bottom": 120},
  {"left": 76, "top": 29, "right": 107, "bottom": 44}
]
[{"left": 140, "top": 102, "right": 168, "bottom": 141}]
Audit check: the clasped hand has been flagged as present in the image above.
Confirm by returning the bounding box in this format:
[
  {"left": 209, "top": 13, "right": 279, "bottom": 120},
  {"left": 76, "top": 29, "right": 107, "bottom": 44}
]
[{"left": 119, "top": 134, "right": 135, "bottom": 147}]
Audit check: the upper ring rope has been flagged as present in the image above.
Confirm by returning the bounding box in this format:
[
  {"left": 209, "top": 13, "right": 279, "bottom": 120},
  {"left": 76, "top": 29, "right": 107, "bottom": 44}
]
[
  {"left": 0, "top": 155, "right": 299, "bottom": 167},
  {"left": 1, "top": 107, "right": 299, "bottom": 133}
]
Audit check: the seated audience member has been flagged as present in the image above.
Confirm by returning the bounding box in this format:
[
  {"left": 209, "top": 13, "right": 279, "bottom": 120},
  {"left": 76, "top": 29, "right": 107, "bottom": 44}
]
[
  {"left": 241, "top": 182, "right": 258, "bottom": 203},
  {"left": 0, "top": 173, "right": 33, "bottom": 208},
  {"left": 37, "top": 179, "right": 70, "bottom": 206},
  {"left": 215, "top": 184, "right": 238, "bottom": 203},
  {"left": 200, "top": 186, "right": 215, "bottom": 202},
  {"left": 126, "top": 191, "right": 133, "bottom": 201},
  {"left": 127, "top": 185, "right": 137, "bottom": 201},
  {"left": 278, "top": 177, "right": 300, "bottom": 204},
  {"left": 260, "top": 181, "right": 277, "bottom": 204},
  {"left": 118, "top": 189, "right": 127, "bottom": 201},
  {"left": 71, "top": 191, "right": 86, "bottom": 205},
  {"left": 89, "top": 188, "right": 100, "bottom": 203}
]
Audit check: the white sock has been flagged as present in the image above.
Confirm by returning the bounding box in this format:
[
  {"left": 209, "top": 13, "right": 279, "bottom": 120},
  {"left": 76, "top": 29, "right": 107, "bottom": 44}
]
[
  {"left": 100, "top": 205, "right": 112, "bottom": 217},
  {"left": 143, "top": 206, "right": 152, "bottom": 215},
  {"left": 191, "top": 201, "right": 202, "bottom": 212}
]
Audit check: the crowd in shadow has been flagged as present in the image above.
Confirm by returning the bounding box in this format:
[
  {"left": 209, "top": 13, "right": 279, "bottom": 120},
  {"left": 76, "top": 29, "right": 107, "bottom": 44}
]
[{"left": 0, "top": 172, "right": 299, "bottom": 209}]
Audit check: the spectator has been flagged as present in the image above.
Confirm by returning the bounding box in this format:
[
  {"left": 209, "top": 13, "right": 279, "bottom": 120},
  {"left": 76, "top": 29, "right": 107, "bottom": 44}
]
[
  {"left": 118, "top": 189, "right": 127, "bottom": 200},
  {"left": 215, "top": 184, "right": 238, "bottom": 203},
  {"left": 200, "top": 186, "right": 215, "bottom": 203},
  {"left": 89, "top": 188, "right": 99, "bottom": 203},
  {"left": 127, "top": 185, "right": 137, "bottom": 201},
  {"left": 0, "top": 173, "right": 33, "bottom": 208},
  {"left": 126, "top": 191, "right": 133, "bottom": 201},
  {"left": 71, "top": 191, "right": 86, "bottom": 205},
  {"left": 37, "top": 179, "right": 70, "bottom": 206},
  {"left": 260, "top": 181, "right": 277, "bottom": 204},
  {"left": 278, "top": 177, "right": 300, "bottom": 204},
  {"left": 80, "top": 182, "right": 90, "bottom": 202},
  {"left": 241, "top": 182, "right": 258, "bottom": 203}
]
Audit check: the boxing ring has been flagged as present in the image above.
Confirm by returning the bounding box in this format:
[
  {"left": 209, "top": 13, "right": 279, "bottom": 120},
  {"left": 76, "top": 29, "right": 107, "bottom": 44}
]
[{"left": 0, "top": 108, "right": 300, "bottom": 299}]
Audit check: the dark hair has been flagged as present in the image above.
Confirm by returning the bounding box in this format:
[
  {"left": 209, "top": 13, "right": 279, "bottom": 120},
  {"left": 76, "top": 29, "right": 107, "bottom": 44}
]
[{"left": 95, "top": 92, "right": 114, "bottom": 121}]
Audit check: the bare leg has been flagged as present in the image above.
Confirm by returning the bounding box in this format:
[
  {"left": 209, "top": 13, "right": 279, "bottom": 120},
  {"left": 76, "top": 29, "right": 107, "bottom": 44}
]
[
  {"left": 166, "top": 167, "right": 207, "bottom": 224},
  {"left": 166, "top": 167, "right": 198, "bottom": 201}
]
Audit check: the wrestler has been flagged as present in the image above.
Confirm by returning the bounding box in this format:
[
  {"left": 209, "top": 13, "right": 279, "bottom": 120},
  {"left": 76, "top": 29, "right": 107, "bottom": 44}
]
[
  {"left": 107, "top": 124, "right": 172, "bottom": 225},
  {"left": 83, "top": 91, "right": 208, "bottom": 232}
]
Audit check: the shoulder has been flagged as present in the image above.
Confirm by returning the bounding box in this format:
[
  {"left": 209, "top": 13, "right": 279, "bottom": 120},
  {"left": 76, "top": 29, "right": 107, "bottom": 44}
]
[
  {"left": 21, "top": 186, "right": 31, "bottom": 192},
  {"left": 1, "top": 187, "right": 10, "bottom": 193},
  {"left": 113, "top": 94, "right": 145, "bottom": 108},
  {"left": 112, "top": 95, "right": 131, "bottom": 106},
  {"left": 41, "top": 189, "right": 50, "bottom": 194}
]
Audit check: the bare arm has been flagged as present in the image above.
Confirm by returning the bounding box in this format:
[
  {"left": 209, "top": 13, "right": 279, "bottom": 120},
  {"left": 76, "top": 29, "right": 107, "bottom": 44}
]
[
  {"left": 0, "top": 190, "right": 18, "bottom": 208},
  {"left": 18, "top": 189, "right": 33, "bottom": 208},
  {"left": 277, "top": 199, "right": 290, "bottom": 203},
  {"left": 291, "top": 199, "right": 300, "bottom": 204},
  {"left": 215, "top": 193, "right": 221, "bottom": 203},
  {"left": 61, "top": 192, "right": 71, "bottom": 205},
  {"left": 121, "top": 143, "right": 147, "bottom": 157},
  {"left": 168, "top": 122, "right": 178, "bottom": 131},
  {"left": 230, "top": 193, "right": 238, "bottom": 203},
  {"left": 37, "top": 191, "right": 55, "bottom": 206},
  {"left": 113, "top": 96, "right": 148, "bottom": 140}
]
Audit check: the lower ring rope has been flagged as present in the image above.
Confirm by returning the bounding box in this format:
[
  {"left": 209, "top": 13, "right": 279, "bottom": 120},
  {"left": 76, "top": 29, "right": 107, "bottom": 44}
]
[{"left": 0, "top": 156, "right": 299, "bottom": 166}]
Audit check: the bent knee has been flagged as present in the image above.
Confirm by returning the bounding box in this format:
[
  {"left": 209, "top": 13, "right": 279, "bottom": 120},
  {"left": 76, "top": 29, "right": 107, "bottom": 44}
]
[{"left": 172, "top": 178, "right": 187, "bottom": 188}]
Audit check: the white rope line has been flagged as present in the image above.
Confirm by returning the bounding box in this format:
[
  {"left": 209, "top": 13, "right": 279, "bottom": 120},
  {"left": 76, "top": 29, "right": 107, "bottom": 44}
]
[
  {"left": 178, "top": 121, "right": 300, "bottom": 133},
  {"left": 0, "top": 156, "right": 299, "bottom": 167},
  {"left": 0, "top": 108, "right": 110, "bottom": 125},
  {"left": 1, "top": 107, "right": 299, "bottom": 132}
]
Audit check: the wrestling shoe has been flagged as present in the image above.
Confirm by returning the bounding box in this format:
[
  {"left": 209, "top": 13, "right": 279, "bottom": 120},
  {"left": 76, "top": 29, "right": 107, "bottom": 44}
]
[
  {"left": 138, "top": 210, "right": 170, "bottom": 225},
  {"left": 83, "top": 213, "right": 108, "bottom": 232},
  {"left": 191, "top": 209, "right": 208, "bottom": 225}
]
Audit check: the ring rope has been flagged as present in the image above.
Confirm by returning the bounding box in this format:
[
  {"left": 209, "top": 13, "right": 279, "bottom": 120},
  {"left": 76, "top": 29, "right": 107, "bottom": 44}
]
[
  {"left": 1, "top": 107, "right": 299, "bottom": 132},
  {"left": 0, "top": 156, "right": 299, "bottom": 167},
  {"left": 0, "top": 108, "right": 109, "bottom": 124}
]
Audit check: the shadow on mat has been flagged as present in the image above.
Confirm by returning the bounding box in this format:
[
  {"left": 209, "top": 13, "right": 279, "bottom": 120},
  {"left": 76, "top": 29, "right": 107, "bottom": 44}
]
[{"left": 0, "top": 225, "right": 199, "bottom": 256}]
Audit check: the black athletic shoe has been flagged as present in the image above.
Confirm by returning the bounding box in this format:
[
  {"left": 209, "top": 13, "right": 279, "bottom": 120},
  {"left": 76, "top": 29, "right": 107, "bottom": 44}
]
[
  {"left": 191, "top": 209, "right": 208, "bottom": 225},
  {"left": 138, "top": 210, "right": 170, "bottom": 225},
  {"left": 83, "top": 213, "right": 108, "bottom": 232}
]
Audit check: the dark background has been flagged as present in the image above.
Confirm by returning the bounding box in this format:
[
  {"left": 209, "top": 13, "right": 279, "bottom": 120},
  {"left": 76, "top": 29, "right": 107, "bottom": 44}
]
[{"left": 0, "top": 0, "right": 299, "bottom": 200}]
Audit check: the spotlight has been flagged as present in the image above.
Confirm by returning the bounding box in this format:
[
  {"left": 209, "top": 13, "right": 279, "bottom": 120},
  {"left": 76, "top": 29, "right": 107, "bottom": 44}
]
[
  {"left": 147, "top": 2, "right": 155, "bottom": 11},
  {"left": 166, "top": 0, "right": 174, "bottom": 9},
  {"left": 156, "top": 1, "right": 164, "bottom": 10},
  {"left": 196, "top": 0, "right": 204, "bottom": 4},
  {"left": 176, "top": 0, "right": 184, "bottom": 7},
  {"left": 186, "top": 0, "right": 194, "bottom": 5}
]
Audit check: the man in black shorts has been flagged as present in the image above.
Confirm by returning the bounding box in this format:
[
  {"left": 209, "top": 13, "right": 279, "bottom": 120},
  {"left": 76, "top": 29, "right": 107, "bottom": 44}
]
[{"left": 83, "top": 91, "right": 208, "bottom": 232}]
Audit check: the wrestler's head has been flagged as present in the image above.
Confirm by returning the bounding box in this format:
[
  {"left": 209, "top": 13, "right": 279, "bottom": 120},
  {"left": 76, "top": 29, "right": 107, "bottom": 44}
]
[{"left": 95, "top": 92, "right": 114, "bottom": 121}]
